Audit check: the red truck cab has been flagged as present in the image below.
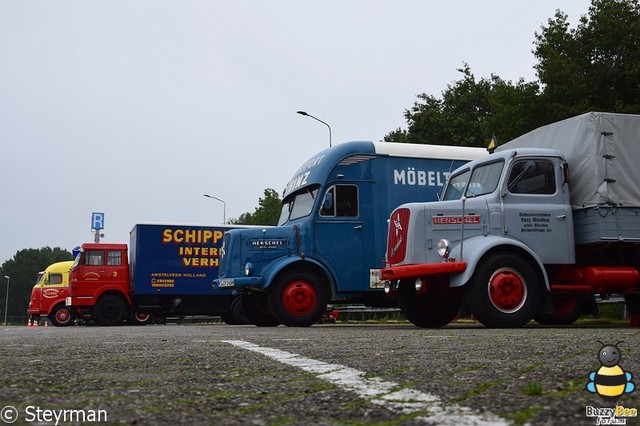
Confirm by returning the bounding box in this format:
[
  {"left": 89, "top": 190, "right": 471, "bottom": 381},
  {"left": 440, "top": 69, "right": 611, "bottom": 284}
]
[
  {"left": 28, "top": 261, "right": 75, "bottom": 326},
  {"left": 68, "top": 243, "right": 142, "bottom": 325}
]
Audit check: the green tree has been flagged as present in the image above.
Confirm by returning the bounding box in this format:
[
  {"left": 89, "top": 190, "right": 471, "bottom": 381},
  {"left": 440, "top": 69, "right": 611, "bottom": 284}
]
[
  {"left": 485, "top": 76, "right": 547, "bottom": 142},
  {"left": 534, "top": 0, "right": 640, "bottom": 117},
  {"left": 230, "top": 188, "right": 282, "bottom": 226},
  {"left": 385, "top": 66, "right": 540, "bottom": 147},
  {"left": 0, "top": 247, "right": 74, "bottom": 324}
]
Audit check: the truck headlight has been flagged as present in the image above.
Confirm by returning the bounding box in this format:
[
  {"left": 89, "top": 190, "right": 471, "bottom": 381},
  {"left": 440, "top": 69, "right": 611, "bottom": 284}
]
[
  {"left": 244, "top": 263, "right": 253, "bottom": 276},
  {"left": 415, "top": 278, "right": 423, "bottom": 291},
  {"left": 437, "top": 239, "right": 451, "bottom": 259}
]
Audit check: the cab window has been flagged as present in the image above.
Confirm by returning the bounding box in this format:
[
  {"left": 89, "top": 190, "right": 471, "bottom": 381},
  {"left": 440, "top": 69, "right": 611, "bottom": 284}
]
[
  {"left": 84, "top": 250, "right": 104, "bottom": 266},
  {"left": 46, "top": 273, "right": 63, "bottom": 285},
  {"left": 320, "top": 185, "right": 358, "bottom": 217},
  {"left": 278, "top": 185, "right": 320, "bottom": 225},
  {"left": 442, "top": 169, "right": 470, "bottom": 201},
  {"left": 107, "top": 250, "right": 122, "bottom": 266},
  {"left": 466, "top": 160, "right": 504, "bottom": 198},
  {"left": 507, "top": 160, "right": 556, "bottom": 195}
]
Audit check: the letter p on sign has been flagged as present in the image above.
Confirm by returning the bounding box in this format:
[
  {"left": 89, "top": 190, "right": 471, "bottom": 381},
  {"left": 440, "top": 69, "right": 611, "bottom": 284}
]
[{"left": 92, "top": 212, "right": 105, "bottom": 230}]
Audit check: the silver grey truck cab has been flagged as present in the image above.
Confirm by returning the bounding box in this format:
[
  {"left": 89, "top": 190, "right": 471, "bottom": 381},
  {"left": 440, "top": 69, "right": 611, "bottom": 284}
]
[{"left": 382, "top": 112, "right": 640, "bottom": 328}]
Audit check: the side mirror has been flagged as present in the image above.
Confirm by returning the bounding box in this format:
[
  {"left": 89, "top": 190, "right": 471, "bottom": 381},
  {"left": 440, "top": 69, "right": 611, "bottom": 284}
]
[
  {"left": 562, "top": 162, "right": 571, "bottom": 184},
  {"left": 322, "top": 192, "right": 333, "bottom": 211}
]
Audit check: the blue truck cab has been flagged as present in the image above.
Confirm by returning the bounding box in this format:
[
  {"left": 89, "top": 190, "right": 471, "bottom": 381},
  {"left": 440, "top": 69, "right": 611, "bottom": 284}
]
[{"left": 214, "top": 141, "right": 486, "bottom": 326}]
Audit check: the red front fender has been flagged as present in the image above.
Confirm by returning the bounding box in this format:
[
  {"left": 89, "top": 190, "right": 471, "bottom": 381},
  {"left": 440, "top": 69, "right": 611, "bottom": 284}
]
[{"left": 381, "top": 262, "right": 467, "bottom": 280}]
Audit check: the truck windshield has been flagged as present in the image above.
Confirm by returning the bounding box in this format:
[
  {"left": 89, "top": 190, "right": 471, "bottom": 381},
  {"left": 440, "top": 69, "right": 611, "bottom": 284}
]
[
  {"left": 278, "top": 185, "right": 320, "bottom": 225},
  {"left": 442, "top": 170, "right": 470, "bottom": 201},
  {"left": 442, "top": 160, "right": 504, "bottom": 201}
]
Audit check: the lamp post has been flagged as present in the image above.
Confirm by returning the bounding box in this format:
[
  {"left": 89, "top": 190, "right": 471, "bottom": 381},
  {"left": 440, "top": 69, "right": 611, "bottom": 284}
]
[
  {"left": 297, "top": 110, "right": 332, "bottom": 147},
  {"left": 203, "top": 194, "right": 226, "bottom": 224},
  {"left": 3, "top": 276, "right": 9, "bottom": 325}
]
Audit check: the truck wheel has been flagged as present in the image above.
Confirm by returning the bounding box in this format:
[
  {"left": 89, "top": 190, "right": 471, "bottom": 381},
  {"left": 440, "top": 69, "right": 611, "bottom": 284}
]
[
  {"left": 268, "top": 270, "right": 329, "bottom": 327},
  {"left": 624, "top": 294, "right": 640, "bottom": 314},
  {"left": 49, "top": 304, "right": 75, "bottom": 327},
  {"left": 534, "top": 295, "right": 591, "bottom": 325},
  {"left": 624, "top": 295, "right": 640, "bottom": 327},
  {"left": 398, "top": 281, "right": 461, "bottom": 328},
  {"left": 127, "top": 311, "right": 153, "bottom": 325},
  {"left": 465, "top": 252, "right": 540, "bottom": 327},
  {"left": 222, "top": 297, "right": 250, "bottom": 325},
  {"left": 93, "top": 295, "right": 127, "bottom": 326},
  {"left": 241, "top": 293, "right": 280, "bottom": 327}
]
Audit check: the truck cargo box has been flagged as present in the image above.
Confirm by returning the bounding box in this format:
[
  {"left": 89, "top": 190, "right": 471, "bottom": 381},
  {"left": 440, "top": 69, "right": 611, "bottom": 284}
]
[
  {"left": 130, "top": 223, "right": 235, "bottom": 296},
  {"left": 499, "top": 112, "right": 640, "bottom": 209},
  {"left": 572, "top": 206, "right": 640, "bottom": 244}
]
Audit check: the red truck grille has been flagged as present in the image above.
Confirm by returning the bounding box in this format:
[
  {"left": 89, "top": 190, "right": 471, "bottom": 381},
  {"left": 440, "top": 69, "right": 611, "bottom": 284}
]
[{"left": 387, "top": 208, "right": 410, "bottom": 265}]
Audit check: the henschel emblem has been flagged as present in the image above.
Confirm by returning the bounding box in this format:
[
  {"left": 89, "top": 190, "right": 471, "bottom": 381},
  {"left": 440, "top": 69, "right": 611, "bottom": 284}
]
[{"left": 393, "top": 213, "right": 403, "bottom": 238}]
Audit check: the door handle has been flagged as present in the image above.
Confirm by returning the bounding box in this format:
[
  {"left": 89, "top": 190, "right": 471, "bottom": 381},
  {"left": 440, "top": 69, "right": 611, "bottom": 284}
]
[
  {"left": 557, "top": 214, "right": 567, "bottom": 219},
  {"left": 354, "top": 225, "right": 362, "bottom": 230}
]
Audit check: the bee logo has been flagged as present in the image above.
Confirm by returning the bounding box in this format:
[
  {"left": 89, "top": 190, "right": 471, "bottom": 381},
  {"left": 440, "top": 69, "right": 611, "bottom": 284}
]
[{"left": 586, "top": 341, "right": 635, "bottom": 402}]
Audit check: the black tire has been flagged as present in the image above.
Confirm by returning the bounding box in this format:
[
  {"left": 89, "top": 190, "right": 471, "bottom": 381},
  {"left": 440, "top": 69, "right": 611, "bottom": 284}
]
[
  {"left": 49, "top": 304, "right": 75, "bottom": 327},
  {"left": 534, "top": 295, "right": 592, "bottom": 325},
  {"left": 127, "top": 311, "right": 153, "bottom": 325},
  {"left": 398, "top": 281, "right": 461, "bottom": 328},
  {"left": 222, "top": 297, "right": 250, "bottom": 325},
  {"left": 93, "top": 295, "right": 127, "bottom": 326},
  {"left": 624, "top": 294, "right": 640, "bottom": 315},
  {"left": 241, "top": 293, "right": 280, "bottom": 327},
  {"left": 465, "top": 252, "right": 540, "bottom": 328},
  {"left": 268, "top": 270, "right": 329, "bottom": 327}
]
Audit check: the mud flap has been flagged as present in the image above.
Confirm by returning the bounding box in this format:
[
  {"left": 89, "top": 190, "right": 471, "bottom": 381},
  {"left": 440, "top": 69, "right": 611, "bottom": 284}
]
[
  {"left": 625, "top": 295, "right": 640, "bottom": 327},
  {"left": 537, "top": 288, "right": 554, "bottom": 314}
]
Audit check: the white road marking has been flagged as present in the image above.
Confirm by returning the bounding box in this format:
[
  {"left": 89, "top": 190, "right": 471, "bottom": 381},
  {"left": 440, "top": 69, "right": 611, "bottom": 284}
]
[{"left": 222, "top": 340, "right": 509, "bottom": 425}]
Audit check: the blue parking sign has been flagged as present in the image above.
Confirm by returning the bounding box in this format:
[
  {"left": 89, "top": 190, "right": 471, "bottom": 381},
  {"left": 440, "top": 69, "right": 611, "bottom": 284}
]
[{"left": 92, "top": 212, "right": 105, "bottom": 230}]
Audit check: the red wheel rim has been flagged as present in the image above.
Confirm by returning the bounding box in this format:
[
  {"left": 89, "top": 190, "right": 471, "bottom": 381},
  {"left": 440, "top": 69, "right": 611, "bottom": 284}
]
[
  {"left": 281, "top": 280, "right": 316, "bottom": 316},
  {"left": 55, "top": 308, "right": 71, "bottom": 324},
  {"left": 487, "top": 268, "right": 527, "bottom": 313},
  {"left": 135, "top": 313, "right": 150, "bottom": 322}
]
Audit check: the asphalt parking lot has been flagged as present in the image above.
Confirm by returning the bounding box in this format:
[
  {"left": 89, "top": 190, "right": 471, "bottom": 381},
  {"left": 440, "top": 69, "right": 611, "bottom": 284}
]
[{"left": 1, "top": 323, "right": 638, "bottom": 425}]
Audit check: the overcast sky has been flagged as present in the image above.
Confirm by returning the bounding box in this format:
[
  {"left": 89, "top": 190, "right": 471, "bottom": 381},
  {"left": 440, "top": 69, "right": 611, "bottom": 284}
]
[{"left": 0, "top": 0, "right": 591, "bottom": 264}]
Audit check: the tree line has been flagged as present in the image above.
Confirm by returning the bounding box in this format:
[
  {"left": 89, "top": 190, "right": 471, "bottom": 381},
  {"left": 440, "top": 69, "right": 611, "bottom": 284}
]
[{"left": 0, "top": 247, "right": 73, "bottom": 323}]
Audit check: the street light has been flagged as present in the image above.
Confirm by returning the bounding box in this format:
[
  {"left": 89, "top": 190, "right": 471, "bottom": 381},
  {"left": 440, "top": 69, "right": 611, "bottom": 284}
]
[
  {"left": 203, "top": 194, "right": 226, "bottom": 224},
  {"left": 3, "top": 276, "right": 9, "bottom": 325},
  {"left": 297, "top": 110, "right": 332, "bottom": 147}
]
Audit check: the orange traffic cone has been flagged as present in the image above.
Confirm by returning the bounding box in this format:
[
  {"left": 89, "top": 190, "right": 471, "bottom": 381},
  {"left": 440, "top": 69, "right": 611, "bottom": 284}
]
[
  {"left": 33, "top": 319, "right": 38, "bottom": 328},
  {"left": 44, "top": 320, "right": 48, "bottom": 327},
  {"left": 27, "top": 318, "right": 32, "bottom": 328}
]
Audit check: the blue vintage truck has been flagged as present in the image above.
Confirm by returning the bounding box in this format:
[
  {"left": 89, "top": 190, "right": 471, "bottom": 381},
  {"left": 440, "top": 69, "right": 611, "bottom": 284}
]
[
  {"left": 381, "top": 112, "right": 640, "bottom": 328},
  {"left": 67, "top": 224, "right": 248, "bottom": 325},
  {"left": 213, "top": 141, "right": 486, "bottom": 326}
]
